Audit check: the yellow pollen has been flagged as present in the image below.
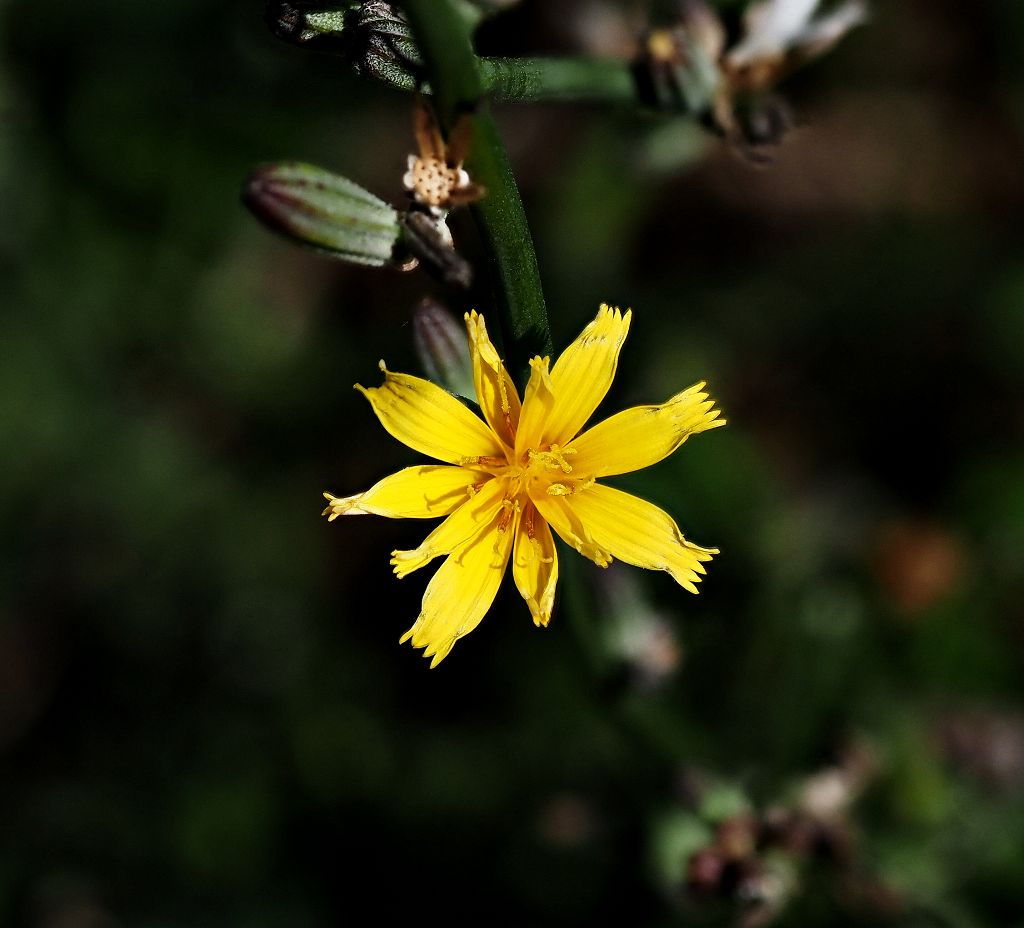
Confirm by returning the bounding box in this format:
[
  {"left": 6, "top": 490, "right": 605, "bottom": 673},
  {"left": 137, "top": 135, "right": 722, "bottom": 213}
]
[
  {"left": 466, "top": 479, "right": 490, "bottom": 498},
  {"left": 494, "top": 497, "right": 522, "bottom": 547},
  {"left": 545, "top": 477, "right": 594, "bottom": 497},
  {"left": 459, "top": 455, "right": 507, "bottom": 469},
  {"left": 496, "top": 497, "right": 521, "bottom": 534},
  {"left": 496, "top": 370, "right": 511, "bottom": 416},
  {"left": 527, "top": 444, "right": 577, "bottom": 474},
  {"left": 647, "top": 29, "right": 678, "bottom": 63}
]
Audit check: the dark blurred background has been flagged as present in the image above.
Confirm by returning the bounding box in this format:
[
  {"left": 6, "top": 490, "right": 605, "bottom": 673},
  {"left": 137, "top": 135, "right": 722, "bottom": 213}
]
[{"left": 2, "top": 1, "right": 1024, "bottom": 925}]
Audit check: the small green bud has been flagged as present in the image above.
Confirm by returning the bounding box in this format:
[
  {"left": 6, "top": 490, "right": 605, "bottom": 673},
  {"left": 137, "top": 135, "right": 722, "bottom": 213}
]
[
  {"left": 412, "top": 299, "right": 476, "bottom": 400},
  {"left": 243, "top": 162, "right": 402, "bottom": 267}
]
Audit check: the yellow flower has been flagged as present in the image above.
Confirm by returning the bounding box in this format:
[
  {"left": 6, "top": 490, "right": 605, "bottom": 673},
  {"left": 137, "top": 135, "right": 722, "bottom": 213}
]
[{"left": 323, "top": 305, "right": 726, "bottom": 667}]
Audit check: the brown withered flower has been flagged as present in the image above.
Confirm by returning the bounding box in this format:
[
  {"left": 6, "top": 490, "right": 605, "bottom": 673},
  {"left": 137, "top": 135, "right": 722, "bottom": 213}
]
[
  {"left": 723, "top": 0, "right": 868, "bottom": 94},
  {"left": 403, "top": 97, "right": 486, "bottom": 216},
  {"left": 638, "top": 0, "right": 866, "bottom": 157}
]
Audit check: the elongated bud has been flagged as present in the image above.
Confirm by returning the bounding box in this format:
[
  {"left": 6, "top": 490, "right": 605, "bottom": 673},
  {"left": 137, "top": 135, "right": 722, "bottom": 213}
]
[
  {"left": 412, "top": 299, "right": 476, "bottom": 399},
  {"left": 243, "top": 162, "right": 402, "bottom": 266}
]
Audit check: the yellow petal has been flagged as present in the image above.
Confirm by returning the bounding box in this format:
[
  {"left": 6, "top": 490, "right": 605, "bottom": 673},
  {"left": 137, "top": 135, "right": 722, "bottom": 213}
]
[
  {"left": 356, "top": 362, "right": 504, "bottom": 465},
  {"left": 564, "top": 483, "right": 716, "bottom": 593},
  {"left": 400, "top": 508, "right": 518, "bottom": 667},
  {"left": 321, "top": 465, "right": 486, "bottom": 520},
  {"left": 532, "top": 493, "right": 612, "bottom": 568},
  {"left": 569, "top": 382, "right": 726, "bottom": 478},
  {"left": 391, "top": 476, "right": 507, "bottom": 578},
  {"left": 465, "top": 310, "right": 521, "bottom": 451},
  {"left": 542, "top": 304, "right": 632, "bottom": 447},
  {"left": 514, "top": 354, "right": 555, "bottom": 457},
  {"left": 512, "top": 503, "right": 559, "bottom": 627}
]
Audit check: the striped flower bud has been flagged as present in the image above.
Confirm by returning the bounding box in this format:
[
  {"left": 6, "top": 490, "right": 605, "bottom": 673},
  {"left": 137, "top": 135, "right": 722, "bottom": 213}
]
[
  {"left": 412, "top": 299, "right": 476, "bottom": 400},
  {"left": 243, "top": 162, "right": 402, "bottom": 267}
]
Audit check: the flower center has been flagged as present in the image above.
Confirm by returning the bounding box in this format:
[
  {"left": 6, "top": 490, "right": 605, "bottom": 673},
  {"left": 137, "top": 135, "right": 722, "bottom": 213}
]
[
  {"left": 519, "top": 444, "right": 593, "bottom": 499},
  {"left": 461, "top": 443, "right": 593, "bottom": 504},
  {"left": 527, "top": 444, "right": 575, "bottom": 474}
]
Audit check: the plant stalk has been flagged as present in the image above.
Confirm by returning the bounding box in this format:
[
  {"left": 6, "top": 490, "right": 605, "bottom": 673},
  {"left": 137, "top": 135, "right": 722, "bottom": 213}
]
[
  {"left": 399, "top": 0, "right": 552, "bottom": 373},
  {"left": 481, "top": 56, "right": 638, "bottom": 105}
]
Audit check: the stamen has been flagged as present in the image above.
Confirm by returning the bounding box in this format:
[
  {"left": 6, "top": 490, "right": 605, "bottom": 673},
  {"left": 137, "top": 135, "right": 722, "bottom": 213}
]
[
  {"left": 493, "top": 365, "right": 515, "bottom": 437},
  {"left": 496, "top": 366, "right": 511, "bottom": 416},
  {"left": 496, "top": 496, "right": 522, "bottom": 534},
  {"left": 528, "top": 444, "right": 577, "bottom": 474},
  {"left": 545, "top": 477, "right": 594, "bottom": 497},
  {"left": 458, "top": 455, "right": 507, "bottom": 469},
  {"left": 466, "top": 479, "right": 489, "bottom": 498},
  {"left": 530, "top": 537, "right": 554, "bottom": 565}
]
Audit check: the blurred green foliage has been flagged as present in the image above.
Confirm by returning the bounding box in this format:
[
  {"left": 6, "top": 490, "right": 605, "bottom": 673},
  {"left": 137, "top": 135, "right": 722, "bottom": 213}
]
[{"left": 2, "top": 1, "right": 1024, "bottom": 926}]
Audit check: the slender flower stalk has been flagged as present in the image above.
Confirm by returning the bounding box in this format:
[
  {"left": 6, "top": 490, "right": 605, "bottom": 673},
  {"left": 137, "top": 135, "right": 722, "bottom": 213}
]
[
  {"left": 395, "top": 0, "right": 552, "bottom": 370},
  {"left": 323, "top": 306, "right": 725, "bottom": 666}
]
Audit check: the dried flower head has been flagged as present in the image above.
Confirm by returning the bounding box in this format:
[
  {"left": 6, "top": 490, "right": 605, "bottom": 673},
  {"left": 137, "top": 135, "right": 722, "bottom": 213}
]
[
  {"left": 724, "top": 0, "right": 868, "bottom": 93},
  {"left": 640, "top": 0, "right": 866, "bottom": 156},
  {"left": 403, "top": 97, "right": 485, "bottom": 214}
]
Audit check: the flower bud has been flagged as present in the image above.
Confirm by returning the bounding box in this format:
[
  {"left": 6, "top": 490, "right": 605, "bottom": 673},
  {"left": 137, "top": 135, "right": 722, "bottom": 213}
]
[
  {"left": 412, "top": 299, "right": 476, "bottom": 400},
  {"left": 243, "top": 162, "right": 402, "bottom": 267}
]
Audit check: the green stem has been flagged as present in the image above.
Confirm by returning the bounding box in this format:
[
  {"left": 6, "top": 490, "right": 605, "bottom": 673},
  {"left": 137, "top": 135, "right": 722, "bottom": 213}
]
[
  {"left": 480, "top": 57, "right": 638, "bottom": 105},
  {"left": 398, "top": 0, "right": 552, "bottom": 370},
  {"left": 268, "top": 5, "right": 684, "bottom": 112}
]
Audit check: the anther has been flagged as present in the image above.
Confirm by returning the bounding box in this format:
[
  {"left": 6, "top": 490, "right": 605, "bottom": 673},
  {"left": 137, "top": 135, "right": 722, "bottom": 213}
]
[
  {"left": 496, "top": 496, "right": 521, "bottom": 533},
  {"left": 528, "top": 444, "right": 577, "bottom": 474},
  {"left": 495, "top": 371, "right": 515, "bottom": 436},
  {"left": 530, "top": 537, "right": 554, "bottom": 564},
  {"left": 466, "top": 479, "right": 489, "bottom": 498},
  {"left": 458, "top": 455, "right": 507, "bottom": 469}
]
